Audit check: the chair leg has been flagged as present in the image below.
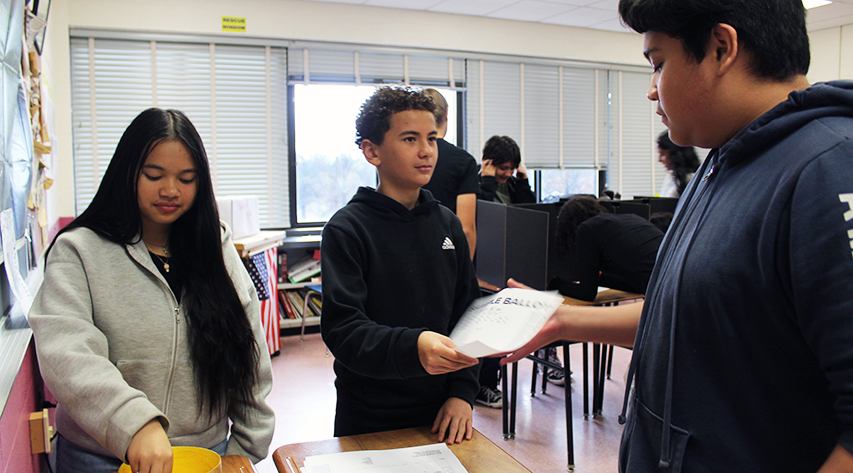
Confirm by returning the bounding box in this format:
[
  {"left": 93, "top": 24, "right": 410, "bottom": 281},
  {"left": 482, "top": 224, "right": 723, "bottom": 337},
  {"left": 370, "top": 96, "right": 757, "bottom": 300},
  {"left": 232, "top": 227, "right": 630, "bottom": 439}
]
[
  {"left": 510, "top": 361, "right": 518, "bottom": 436},
  {"left": 530, "top": 353, "right": 538, "bottom": 398},
  {"left": 595, "top": 345, "right": 608, "bottom": 416},
  {"left": 606, "top": 345, "right": 615, "bottom": 379},
  {"left": 502, "top": 362, "right": 510, "bottom": 439},
  {"left": 582, "top": 343, "right": 589, "bottom": 420},
  {"left": 563, "top": 343, "right": 574, "bottom": 472}
]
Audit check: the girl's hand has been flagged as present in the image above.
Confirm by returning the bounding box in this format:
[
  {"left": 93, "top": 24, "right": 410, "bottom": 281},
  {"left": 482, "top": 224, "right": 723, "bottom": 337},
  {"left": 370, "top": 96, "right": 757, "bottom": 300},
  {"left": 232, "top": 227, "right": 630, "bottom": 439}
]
[{"left": 126, "top": 419, "right": 173, "bottom": 473}]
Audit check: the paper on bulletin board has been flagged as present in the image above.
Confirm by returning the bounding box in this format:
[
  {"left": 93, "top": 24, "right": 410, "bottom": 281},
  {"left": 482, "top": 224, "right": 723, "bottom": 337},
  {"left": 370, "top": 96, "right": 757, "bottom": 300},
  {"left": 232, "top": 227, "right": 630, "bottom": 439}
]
[
  {"left": 1, "top": 209, "right": 33, "bottom": 316},
  {"left": 450, "top": 288, "right": 563, "bottom": 358}
]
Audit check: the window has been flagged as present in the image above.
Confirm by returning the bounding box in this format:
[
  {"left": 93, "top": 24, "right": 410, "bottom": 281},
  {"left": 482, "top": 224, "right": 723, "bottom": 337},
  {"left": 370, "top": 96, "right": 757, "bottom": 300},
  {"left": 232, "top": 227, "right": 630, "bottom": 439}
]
[
  {"left": 292, "top": 84, "right": 460, "bottom": 223},
  {"left": 293, "top": 84, "right": 377, "bottom": 223},
  {"left": 539, "top": 169, "right": 599, "bottom": 202},
  {"left": 69, "top": 37, "right": 290, "bottom": 227}
]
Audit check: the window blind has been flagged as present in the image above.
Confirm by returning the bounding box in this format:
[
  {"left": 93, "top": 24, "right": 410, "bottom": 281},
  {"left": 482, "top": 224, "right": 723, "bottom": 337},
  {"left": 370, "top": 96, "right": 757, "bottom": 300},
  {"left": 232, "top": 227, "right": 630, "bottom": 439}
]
[
  {"left": 288, "top": 47, "right": 465, "bottom": 87},
  {"left": 70, "top": 37, "right": 290, "bottom": 227}
]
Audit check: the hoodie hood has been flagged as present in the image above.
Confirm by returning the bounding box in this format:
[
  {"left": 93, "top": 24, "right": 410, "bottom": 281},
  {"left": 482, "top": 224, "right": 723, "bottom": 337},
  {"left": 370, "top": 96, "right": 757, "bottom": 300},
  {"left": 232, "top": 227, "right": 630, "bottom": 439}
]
[
  {"left": 348, "top": 186, "right": 440, "bottom": 221},
  {"left": 719, "top": 81, "right": 853, "bottom": 167}
]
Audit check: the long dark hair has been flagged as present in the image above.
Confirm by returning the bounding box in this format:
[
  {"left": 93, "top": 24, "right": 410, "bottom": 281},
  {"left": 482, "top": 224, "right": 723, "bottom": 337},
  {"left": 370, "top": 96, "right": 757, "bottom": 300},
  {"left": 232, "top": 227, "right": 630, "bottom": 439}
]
[
  {"left": 657, "top": 131, "right": 701, "bottom": 196},
  {"left": 49, "top": 108, "right": 258, "bottom": 418},
  {"left": 556, "top": 196, "right": 608, "bottom": 258}
]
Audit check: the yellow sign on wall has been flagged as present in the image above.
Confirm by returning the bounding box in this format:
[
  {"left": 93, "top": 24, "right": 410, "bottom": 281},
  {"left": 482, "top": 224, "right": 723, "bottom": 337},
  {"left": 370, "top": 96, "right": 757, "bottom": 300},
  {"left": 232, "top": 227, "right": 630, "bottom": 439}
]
[{"left": 222, "top": 17, "right": 246, "bottom": 33}]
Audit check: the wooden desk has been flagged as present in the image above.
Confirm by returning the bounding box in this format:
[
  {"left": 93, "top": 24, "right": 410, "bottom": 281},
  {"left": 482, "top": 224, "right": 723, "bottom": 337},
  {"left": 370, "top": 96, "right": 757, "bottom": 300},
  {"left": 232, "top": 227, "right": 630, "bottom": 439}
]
[
  {"left": 222, "top": 455, "right": 254, "bottom": 472},
  {"left": 272, "top": 427, "right": 531, "bottom": 473}
]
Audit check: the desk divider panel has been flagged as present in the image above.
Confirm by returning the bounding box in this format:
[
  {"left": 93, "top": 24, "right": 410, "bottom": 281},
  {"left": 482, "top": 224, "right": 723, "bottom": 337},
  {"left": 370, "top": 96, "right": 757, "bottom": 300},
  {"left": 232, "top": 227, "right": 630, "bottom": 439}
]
[{"left": 475, "top": 200, "right": 550, "bottom": 290}]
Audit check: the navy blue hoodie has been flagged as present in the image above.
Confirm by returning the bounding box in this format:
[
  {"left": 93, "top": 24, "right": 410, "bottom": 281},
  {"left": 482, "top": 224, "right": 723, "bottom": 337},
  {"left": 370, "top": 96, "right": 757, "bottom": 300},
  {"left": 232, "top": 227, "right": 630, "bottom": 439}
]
[
  {"left": 619, "top": 81, "right": 853, "bottom": 472},
  {"left": 321, "top": 187, "right": 481, "bottom": 435}
]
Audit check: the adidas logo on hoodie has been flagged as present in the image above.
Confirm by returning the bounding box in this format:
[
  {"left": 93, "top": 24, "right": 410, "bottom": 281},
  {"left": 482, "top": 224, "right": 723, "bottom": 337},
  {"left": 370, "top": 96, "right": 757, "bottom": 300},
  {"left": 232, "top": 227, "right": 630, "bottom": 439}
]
[{"left": 442, "top": 237, "right": 455, "bottom": 250}]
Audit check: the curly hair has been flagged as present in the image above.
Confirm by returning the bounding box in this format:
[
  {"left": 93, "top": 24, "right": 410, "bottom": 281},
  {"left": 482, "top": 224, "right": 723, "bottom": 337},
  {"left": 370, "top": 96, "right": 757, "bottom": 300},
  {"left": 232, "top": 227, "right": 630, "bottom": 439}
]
[
  {"left": 556, "top": 196, "right": 609, "bottom": 257},
  {"left": 618, "top": 0, "right": 809, "bottom": 81},
  {"left": 658, "top": 131, "right": 701, "bottom": 195},
  {"left": 355, "top": 86, "right": 437, "bottom": 146}
]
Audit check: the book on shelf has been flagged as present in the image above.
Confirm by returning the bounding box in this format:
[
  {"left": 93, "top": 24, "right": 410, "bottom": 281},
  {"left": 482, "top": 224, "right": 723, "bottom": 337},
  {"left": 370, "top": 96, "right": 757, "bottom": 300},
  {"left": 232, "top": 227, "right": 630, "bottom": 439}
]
[
  {"left": 285, "top": 290, "right": 305, "bottom": 318},
  {"left": 288, "top": 255, "right": 321, "bottom": 283},
  {"left": 278, "top": 289, "right": 298, "bottom": 319}
]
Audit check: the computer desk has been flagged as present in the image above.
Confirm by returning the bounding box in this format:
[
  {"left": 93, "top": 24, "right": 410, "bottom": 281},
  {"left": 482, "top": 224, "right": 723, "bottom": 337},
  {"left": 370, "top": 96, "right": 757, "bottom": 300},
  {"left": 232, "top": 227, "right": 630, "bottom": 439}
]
[{"left": 272, "top": 426, "right": 532, "bottom": 473}]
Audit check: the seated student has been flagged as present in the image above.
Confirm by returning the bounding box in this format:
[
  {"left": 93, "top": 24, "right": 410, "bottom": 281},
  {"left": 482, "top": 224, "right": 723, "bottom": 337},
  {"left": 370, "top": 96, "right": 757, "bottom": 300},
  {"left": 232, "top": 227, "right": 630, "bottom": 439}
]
[
  {"left": 29, "top": 108, "right": 275, "bottom": 473},
  {"left": 321, "top": 86, "right": 481, "bottom": 444},
  {"left": 549, "top": 196, "right": 664, "bottom": 302},
  {"left": 475, "top": 135, "right": 537, "bottom": 393},
  {"left": 477, "top": 135, "right": 535, "bottom": 204},
  {"left": 421, "top": 88, "right": 479, "bottom": 259}
]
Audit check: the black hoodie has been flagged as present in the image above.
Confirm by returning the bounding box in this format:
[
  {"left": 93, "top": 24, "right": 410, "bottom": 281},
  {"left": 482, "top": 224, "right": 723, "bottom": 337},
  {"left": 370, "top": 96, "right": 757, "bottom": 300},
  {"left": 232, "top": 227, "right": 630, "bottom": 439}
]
[
  {"left": 620, "top": 81, "right": 853, "bottom": 472},
  {"left": 321, "top": 187, "right": 481, "bottom": 435}
]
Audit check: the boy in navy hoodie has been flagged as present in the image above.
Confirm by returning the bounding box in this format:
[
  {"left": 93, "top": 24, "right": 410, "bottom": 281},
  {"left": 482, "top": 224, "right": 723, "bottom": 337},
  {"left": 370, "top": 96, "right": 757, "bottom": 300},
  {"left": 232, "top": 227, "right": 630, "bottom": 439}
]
[
  {"left": 321, "top": 86, "right": 481, "bottom": 444},
  {"left": 502, "top": 1, "right": 853, "bottom": 471}
]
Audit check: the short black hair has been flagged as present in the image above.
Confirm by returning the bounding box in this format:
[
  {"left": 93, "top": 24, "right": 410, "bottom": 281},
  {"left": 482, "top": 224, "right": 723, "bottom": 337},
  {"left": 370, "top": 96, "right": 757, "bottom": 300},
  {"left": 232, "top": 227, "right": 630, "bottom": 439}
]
[
  {"left": 482, "top": 135, "right": 521, "bottom": 168},
  {"left": 619, "top": 0, "right": 809, "bottom": 81},
  {"left": 355, "top": 86, "right": 436, "bottom": 146}
]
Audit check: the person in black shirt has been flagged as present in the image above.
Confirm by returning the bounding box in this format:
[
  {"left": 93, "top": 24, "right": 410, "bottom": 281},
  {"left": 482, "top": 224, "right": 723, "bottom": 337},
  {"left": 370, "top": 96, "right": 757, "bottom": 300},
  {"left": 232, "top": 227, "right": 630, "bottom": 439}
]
[{"left": 550, "top": 196, "right": 663, "bottom": 302}]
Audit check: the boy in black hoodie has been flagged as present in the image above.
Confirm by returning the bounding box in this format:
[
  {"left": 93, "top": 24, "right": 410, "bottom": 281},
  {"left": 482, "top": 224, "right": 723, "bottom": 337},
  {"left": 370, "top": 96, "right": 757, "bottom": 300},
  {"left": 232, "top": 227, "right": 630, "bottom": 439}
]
[
  {"left": 321, "top": 86, "right": 481, "bottom": 444},
  {"left": 502, "top": 1, "right": 853, "bottom": 471}
]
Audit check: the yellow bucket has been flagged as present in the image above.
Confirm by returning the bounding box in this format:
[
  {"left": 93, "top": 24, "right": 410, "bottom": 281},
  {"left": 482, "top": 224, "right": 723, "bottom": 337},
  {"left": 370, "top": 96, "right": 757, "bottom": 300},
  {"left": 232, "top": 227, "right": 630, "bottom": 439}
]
[{"left": 118, "top": 446, "right": 221, "bottom": 473}]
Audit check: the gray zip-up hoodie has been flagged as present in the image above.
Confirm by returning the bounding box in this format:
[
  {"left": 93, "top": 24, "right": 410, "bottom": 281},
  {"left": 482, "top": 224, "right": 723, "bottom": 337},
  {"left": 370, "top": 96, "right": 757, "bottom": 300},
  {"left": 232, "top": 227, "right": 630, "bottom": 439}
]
[{"left": 29, "top": 222, "right": 275, "bottom": 463}]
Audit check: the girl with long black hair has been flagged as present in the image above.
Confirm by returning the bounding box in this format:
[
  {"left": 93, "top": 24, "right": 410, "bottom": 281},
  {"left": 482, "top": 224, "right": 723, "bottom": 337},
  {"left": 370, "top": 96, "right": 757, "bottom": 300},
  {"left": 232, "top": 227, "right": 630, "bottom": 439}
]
[{"left": 29, "top": 108, "right": 275, "bottom": 473}]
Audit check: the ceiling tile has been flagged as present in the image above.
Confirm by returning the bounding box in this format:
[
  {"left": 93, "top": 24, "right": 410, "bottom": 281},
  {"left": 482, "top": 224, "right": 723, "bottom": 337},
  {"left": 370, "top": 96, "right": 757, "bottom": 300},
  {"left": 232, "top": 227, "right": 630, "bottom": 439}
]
[
  {"left": 486, "top": 0, "right": 576, "bottom": 22},
  {"left": 427, "top": 0, "right": 518, "bottom": 16},
  {"left": 541, "top": 6, "right": 617, "bottom": 27},
  {"left": 364, "top": 0, "right": 442, "bottom": 9}
]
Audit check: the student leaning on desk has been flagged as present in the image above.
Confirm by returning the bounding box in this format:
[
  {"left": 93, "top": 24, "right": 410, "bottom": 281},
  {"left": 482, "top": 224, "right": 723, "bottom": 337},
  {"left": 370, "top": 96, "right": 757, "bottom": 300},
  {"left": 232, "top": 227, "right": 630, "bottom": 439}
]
[
  {"left": 501, "top": 0, "right": 853, "bottom": 471},
  {"left": 28, "top": 108, "right": 275, "bottom": 473},
  {"left": 321, "top": 86, "right": 481, "bottom": 445}
]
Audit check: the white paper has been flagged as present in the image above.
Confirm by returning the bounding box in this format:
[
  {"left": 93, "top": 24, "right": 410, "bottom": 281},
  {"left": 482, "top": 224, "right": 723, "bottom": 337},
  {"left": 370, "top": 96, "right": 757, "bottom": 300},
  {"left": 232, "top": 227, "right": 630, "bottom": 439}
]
[
  {"left": 1, "top": 209, "right": 33, "bottom": 316},
  {"left": 449, "top": 288, "right": 563, "bottom": 358},
  {"left": 301, "top": 443, "right": 468, "bottom": 473}
]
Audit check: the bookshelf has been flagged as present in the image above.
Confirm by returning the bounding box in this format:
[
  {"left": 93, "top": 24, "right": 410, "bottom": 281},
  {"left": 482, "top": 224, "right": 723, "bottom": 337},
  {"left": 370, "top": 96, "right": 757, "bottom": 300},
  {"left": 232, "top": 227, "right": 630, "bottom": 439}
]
[{"left": 278, "top": 233, "right": 322, "bottom": 335}]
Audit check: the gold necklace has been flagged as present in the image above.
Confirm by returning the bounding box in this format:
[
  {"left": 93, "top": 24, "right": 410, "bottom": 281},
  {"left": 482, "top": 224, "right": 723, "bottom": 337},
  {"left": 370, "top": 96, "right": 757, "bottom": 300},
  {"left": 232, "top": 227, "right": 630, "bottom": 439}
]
[
  {"left": 152, "top": 252, "right": 171, "bottom": 273},
  {"left": 143, "top": 241, "right": 171, "bottom": 273}
]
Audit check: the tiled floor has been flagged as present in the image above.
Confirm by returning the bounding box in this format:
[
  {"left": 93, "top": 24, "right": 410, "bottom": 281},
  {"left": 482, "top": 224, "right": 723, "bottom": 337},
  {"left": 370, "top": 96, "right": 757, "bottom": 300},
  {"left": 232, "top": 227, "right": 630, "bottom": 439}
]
[{"left": 254, "top": 332, "right": 631, "bottom": 473}]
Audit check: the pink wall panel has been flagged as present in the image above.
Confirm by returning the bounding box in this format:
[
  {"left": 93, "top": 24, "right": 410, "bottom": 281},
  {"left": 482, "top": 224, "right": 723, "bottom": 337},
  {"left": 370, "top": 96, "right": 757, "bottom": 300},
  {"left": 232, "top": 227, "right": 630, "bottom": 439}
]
[{"left": 0, "top": 341, "right": 48, "bottom": 473}]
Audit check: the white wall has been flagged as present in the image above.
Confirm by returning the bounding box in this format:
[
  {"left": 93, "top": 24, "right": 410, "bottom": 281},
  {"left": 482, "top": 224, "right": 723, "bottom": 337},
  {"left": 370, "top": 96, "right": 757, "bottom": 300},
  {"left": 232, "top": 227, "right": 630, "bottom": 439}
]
[{"left": 808, "top": 24, "right": 853, "bottom": 83}]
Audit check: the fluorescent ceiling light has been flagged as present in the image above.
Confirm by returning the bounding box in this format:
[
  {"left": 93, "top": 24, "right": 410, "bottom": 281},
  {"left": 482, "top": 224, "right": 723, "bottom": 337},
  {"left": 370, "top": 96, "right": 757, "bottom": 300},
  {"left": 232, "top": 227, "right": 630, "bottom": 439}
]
[{"left": 803, "top": 0, "right": 832, "bottom": 9}]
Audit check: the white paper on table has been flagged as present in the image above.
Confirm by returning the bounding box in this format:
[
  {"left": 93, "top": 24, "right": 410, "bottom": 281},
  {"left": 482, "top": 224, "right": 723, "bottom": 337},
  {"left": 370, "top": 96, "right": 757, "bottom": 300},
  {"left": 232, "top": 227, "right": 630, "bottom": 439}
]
[
  {"left": 449, "top": 287, "right": 563, "bottom": 358},
  {"left": 301, "top": 442, "right": 468, "bottom": 473}
]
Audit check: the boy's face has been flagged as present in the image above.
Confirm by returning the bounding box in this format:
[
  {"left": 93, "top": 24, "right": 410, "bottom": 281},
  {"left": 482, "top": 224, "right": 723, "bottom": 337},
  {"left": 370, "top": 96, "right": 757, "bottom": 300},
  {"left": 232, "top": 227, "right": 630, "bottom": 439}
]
[
  {"left": 644, "top": 31, "right": 719, "bottom": 148},
  {"left": 494, "top": 162, "right": 516, "bottom": 184},
  {"left": 363, "top": 109, "right": 437, "bottom": 197}
]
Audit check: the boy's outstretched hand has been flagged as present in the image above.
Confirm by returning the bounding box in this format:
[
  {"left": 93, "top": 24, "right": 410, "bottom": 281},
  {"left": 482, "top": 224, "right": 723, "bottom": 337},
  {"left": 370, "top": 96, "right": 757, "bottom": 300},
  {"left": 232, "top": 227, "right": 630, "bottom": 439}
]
[
  {"left": 431, "top": 397, "right": 473, "bottom": 445},
  {"left": 417, "top": 331, "right": 479, "bottom": 375}
]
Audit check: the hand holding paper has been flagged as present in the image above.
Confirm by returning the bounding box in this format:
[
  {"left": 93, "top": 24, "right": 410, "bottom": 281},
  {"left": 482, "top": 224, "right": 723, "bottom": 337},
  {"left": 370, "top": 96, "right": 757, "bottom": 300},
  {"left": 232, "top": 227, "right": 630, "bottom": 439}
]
[{"left": 449, "top": 288, "right": 563, "bottom": 358}]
